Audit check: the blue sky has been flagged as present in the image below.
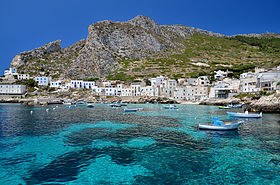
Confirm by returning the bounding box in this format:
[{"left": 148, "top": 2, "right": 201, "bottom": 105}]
[{"left": 1, "top": 0, "right": 279, "bottom": 74}]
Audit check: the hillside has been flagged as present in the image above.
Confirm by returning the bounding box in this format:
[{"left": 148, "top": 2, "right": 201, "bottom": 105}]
[{"left": 10, "top": 15, "right": 280, "bottom": 81}]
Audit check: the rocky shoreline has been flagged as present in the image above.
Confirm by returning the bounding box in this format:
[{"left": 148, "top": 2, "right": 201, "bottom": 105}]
[
  {"left": 1, "top": 95, "right": 280, "bottom": 113},
  {"left": 200, "top": 95, "right": 280, "bottom": 113}
]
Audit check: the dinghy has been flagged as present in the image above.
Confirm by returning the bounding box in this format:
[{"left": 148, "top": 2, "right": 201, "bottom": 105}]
[
  {"left": 227, "top": 111, "right": 262, "bottom": 118},
  {"left": 199, "top": 117, "right": 244, "bottom": 131}
]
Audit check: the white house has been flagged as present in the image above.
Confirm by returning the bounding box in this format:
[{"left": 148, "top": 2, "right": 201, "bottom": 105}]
[
  {"left": 197, "top": 76, "right": 210, "bottom": 86},
  {"left": 70, "top": 80, "right": 83, "bottom": 88},
  {"left": 173, "top": 86, "right": 194, "bottom": 101},
  {"left": 4, "top": 68, "right": 18, "bottom": 76},
  {"left": 121, "top": 87, "right": 133, "bottom": 96},
  {"left": 104, "top": 87, "right": 118, "bottom": 96},
  {"left": 214, "top": 70, "right": 228, "bottom": 80},
  {"left": 92, "top": 87, "right": 105, "bottom": 96},
  {"left": 50, "top": 80, "right": 62, "bottom": 88},
  {"left": 17, "top": 74, "right": 30, "bottom": 80},
  {"left": 140, "top": 86, "right": 159, "bottom": 97},
  {"left": 193, "top": 85, "right": 209, "bottom": 101},
  {"left": 131, "top": 82, "right": 145, "bottom": 96},
  {"left": 35, "top": 77, "right": 51, "bottom": 86},
  {"left": 167, "top": 79, "right": 177, "bottom": 89},
  {"left": 209, "top": 81, "right": 237, "bottom": 99},
  {"left": 82, "top": 81, "right": 95, "bottom": 89},
  {"left": 257, "top": 72, "right": 280, "bottom": 92},
  {"left": 150, "top": 76, "right": 168, "bottom": 86}
]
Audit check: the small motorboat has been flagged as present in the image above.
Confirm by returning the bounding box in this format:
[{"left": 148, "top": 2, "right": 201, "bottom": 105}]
[
  {"left": 199, "top": 117, "right": 244, "bottom": 131},
  {"left": 218, "top": 106, "right": 231, "bottom": 109},
  {"left": 110, "top": 104, "right": 121, "bottom": 107},
  {"left": 119, "top": 103, "right": 127, "bottom": 106},
  {"left": 87, "top": 103, "right": 94, "bottom": 108},
  {"left": 63, "top": 102, "right": 74, "bottom": 105},
  {"left": 227, "top": 104, "right": 243, "bottom": 108},
  {"left": 163, "top": 105, "right": 178, "bottom": 110},
  {"left": 227, "top": 111, "right": 262, "bottom": 118},
  {"left": 232, "top": 104, "right": 242, "bottom": 108},
  {"left": 124, "top": 108, "right": 138, "bottom": 112}
]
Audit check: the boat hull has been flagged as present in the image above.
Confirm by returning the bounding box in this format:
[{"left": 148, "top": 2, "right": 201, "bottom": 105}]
[
  {"left": 199, "top": 121, "right": 243, "bottom": 131},
  {"left": 124, "top": 109, "right": 138, "bottom": 112},
  {"left": 87, "top": 104, "right": 94, "bottom": 108},
  {"left": 227, "top": 111, "right": 262, "bottom": 118},
  {"left": 163, "top": 106, "right": 178, "bottom": 110},
  {"left": 218, "top": 106, "right": 230, "bottom": 109}
]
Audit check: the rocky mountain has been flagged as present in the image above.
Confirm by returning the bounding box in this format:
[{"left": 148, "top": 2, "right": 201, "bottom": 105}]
[{"left": 11, "top": 15, "right": 280, "bottom": 80}]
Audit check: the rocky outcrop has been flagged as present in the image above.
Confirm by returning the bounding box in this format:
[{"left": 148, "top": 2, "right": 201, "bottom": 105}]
[
  {"left": 69, "top": 16, "right": 183, "bottom": 78},
  {"left": 11, "top": 40, "right": 61, "bottom": 68},
  {"left": 249, "top": 95, "right": 280, "bottom": 113}
]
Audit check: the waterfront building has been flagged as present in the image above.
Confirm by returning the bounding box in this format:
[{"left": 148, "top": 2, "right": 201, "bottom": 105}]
[
  {"left": 173, "top": 86, "right": 194, "bottom": 101},
  {"left": 121, "top": 87, "right": 133, "bottom": 96},
  {"left": 257, "top": 72, "right": 280, "bottom": 92},
  {"left": 131, "top": 82, "right": 145, "bottom": 96},
  {"left": 92, "top": 87, "right": 105, "bottom": 96},
  {"left": 35, "top": 76, "right": 51, "bottom": 86},
  {"left": 105, "top": 87, "right": 118, "bottom": 96},
  {"left": 0, "top": 84, "right": 26, "bottom": 97},
  {"left": 167, "top": 79, "right": 177, "bottom": 89},
  {"left": 140, "top": 86, "right": 159, "bottom": 97},
  {"left": 209, "top": 81, "right": 237, "bottom": 99},
  {"left": 193, "top": 85, "right": 209, "bottom": 101}
]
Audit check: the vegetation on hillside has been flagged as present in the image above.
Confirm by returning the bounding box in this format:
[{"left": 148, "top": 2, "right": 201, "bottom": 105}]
[
  {"left": 112, "top": 34, "right": 280, "bottom": 81},
  {"left": 229, "top": 35, "right": 280, "bottom": 53}
]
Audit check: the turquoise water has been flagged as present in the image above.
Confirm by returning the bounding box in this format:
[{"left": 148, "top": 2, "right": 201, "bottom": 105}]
[{"left": 0, "top": 104, "right": 280, "bottom": 184}]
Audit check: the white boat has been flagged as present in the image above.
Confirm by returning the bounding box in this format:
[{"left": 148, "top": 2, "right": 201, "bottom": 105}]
[
  {"left": 87, "top": 103, "right": 94, "bottom": 108},
  {"left": 163, "top": 105, "right": 178, "bottom": 109},
  {"left": 124, "top": 108, "right": 138, "bottom": 112},
  {"left": 63, "top": 102, "right": 73, "bottom": 105},
  {"left": 199, "top": 117, "right": 244, "bottom": 131},
  {"left": 227, "top": 111, "right": 262, "bottom": 118}
]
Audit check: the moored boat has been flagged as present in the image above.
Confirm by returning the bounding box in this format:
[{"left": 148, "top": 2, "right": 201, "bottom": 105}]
[
  {"left": 199, "top": 117, "right": 244, "bottom": 131},
  {"left": 163, "top": 105, "right": 178, "bottom": 109},
  {"left": 227, "top": 111, "right": 262, "bottom": 118},
  {"left": 218, "top": 106, "right": 231, "bottom": 109},
  {"left": 124, "top": 108, "right": 138, "bottom": 112},
  {"left": 110, "top": 104, "right": 122, "bottom": 107},
  {"left": 86, "top": 103, "right": 94, "bottom": 108}
]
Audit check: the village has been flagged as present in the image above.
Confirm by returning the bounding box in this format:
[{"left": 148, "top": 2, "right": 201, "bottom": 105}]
[{"left": 1, "top": 65, "right": 280, "bottom": 104}]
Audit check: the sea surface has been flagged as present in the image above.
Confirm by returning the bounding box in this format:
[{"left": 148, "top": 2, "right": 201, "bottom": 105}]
[{"left": 0, "top": 103, "right": 280, "bottom": 184}]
